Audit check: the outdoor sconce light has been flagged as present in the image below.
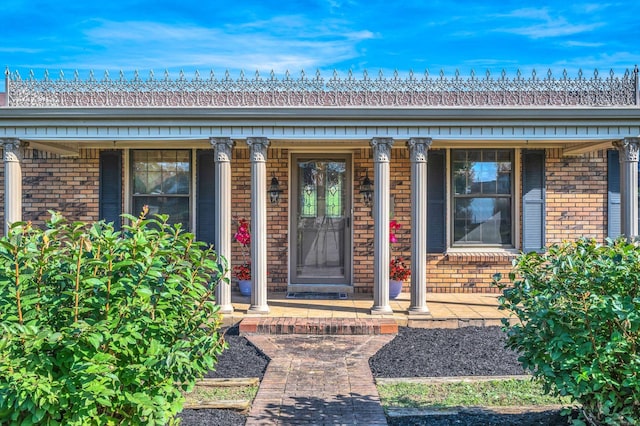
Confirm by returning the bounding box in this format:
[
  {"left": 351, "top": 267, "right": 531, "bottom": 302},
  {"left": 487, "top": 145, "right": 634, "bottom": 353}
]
[
  {"left": 268, "top": 174, "right": 283, "bottom": 205},
  {"left": 359, "top": 172, "right": 374, "bottom": 207}
]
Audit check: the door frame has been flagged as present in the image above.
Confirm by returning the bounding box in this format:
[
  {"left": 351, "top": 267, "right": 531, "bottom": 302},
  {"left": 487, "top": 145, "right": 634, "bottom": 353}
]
[{"left": 288, "top": 152, "right": 354, "bottom": 293}]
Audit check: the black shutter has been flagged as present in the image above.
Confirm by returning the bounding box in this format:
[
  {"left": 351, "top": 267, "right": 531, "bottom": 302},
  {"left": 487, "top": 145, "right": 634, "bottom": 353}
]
[
  {"left": 608, "top": 149, "right": 621, "bottom": 239},
  {"left": 196, "top": 149, "right": 216, "bottom": 245},
  {"left": 522, "top": 149, "right": 545, "bottom": 253},
  {"left": 99, "top": 150, "right": 122, "bottom": 230},
  {"left": 427, "top": 150, "right": 446, "bottom": 253}
]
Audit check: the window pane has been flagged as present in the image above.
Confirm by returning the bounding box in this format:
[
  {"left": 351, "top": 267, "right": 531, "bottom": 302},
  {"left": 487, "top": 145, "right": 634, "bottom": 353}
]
[
  {"left": 468, "top": 150, "right": 481, "bottom": 162},
  {"left": 162, "top": 171, "right": 190, "bottom": 194},
  {"left": 301, "top": 188, "right": 317, "bottom": 217},
  {"left": 299, "top": 161, "right": 318, "bottom": 217},
  {"left": 453, "top": 197, "right": 512, "bottom": 244},
  {"left": 452, "top": 150, "right": 467, "bottom": 161},
  {"left": 453, "top": 162, "right": 468, "bottom": 194},
  {"left": 133, "top": 196, "right": 190, "bottom": 226},
  {"left": 325, "top": 162, "right": 344, "bottom": 218},
  {"left": 497, "top": 150, "right": 511, "bottom": 162},
  {"left": 497, "top": 163, "right": 512, "bottom": 194}
]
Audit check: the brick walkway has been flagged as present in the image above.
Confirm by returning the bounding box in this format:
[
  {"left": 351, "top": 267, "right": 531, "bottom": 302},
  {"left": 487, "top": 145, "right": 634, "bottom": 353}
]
[{"left": 245, "top": 334, "right": 394, "bottom": 425}]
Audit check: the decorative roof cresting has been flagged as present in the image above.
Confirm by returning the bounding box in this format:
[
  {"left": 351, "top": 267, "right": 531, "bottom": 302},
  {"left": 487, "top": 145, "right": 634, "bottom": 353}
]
[{"left": 4, "top": 66, "right": 639, "bottom": 108}]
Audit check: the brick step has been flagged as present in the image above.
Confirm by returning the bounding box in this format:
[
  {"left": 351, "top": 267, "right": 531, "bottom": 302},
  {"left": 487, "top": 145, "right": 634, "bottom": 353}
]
[{"left": 239, "top": 317, "right": 398, "bottom": 335}]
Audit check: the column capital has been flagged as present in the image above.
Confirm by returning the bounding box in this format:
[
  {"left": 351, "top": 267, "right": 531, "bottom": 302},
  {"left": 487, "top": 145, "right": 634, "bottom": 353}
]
[
  {"left": 614, "top": 137, "right": 640, "bottom": 162},
  {"left": 370, "top": 137, "right": 394, "bottom": 162},
  {"left": 247, "top": 137, "right": 270, "bottom": 162},
  {"left": 2, "top": 138, "right": 22, "bottom": 162},
  {"left": 210, "top": 137, "right": 234, "bottom": 162},
  {"left": 407, "top": 137, "right": 433, "bottom": 163}
]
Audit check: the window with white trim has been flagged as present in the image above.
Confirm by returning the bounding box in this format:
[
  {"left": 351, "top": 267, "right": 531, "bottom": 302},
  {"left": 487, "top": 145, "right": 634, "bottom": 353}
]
[
  {"left": 131, "top": 150, "right": 191, "bottom": 226},
  {"left": 451, "top": 149, "right": 514, "bottom": 246}
]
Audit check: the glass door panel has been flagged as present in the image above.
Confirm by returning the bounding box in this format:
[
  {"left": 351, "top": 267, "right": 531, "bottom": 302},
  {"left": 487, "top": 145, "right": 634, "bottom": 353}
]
[{"left": 291, "top": 155, "right": 351, "bottom": 285}]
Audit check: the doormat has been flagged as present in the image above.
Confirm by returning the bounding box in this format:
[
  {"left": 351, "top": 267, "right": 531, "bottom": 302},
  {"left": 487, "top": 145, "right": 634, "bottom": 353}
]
[{"left": 286, "top": 292, "right": 348, "bottom": 300}]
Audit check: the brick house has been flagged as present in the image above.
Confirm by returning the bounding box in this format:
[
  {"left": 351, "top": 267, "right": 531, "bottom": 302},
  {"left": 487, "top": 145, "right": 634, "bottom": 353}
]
[{"left": 1, "top": 67, "right": 639, "bottom": 316}]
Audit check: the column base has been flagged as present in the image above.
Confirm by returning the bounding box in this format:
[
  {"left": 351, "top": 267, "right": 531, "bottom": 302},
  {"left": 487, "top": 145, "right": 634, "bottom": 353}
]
[
  {"left": 370, "top": 305, "right": 393, "bottom": 315},
  {"left": 217, "top": 304, "right": 234, "bottom": 315},
  {"left": 408, "top": 306, "right": 431, "bottom": 316},
  {"left": 248, "top": 304, "right": 270, "bottom": 314}
]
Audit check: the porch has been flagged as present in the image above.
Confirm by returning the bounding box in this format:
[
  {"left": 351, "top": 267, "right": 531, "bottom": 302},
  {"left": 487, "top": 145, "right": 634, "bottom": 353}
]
[{"left": 221, "top": 291, "right": 512, "bottom": 332}]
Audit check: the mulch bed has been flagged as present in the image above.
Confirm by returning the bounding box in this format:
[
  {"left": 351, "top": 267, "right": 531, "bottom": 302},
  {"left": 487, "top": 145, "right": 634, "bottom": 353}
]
[
  {"left": 369, "top": 326, "right": 526, "bottom": 377},
  {"left": 178, "top": 325, "right": 572, "bottom": 426},
  {"left": 177, "top": 325, "right": 269, "bottom": 426},
  {"left": 386, "top": 410, "right": 571, "bottom": 426},
  {"left": 372, "top": 326, "right": 572, "bottom": 426}
]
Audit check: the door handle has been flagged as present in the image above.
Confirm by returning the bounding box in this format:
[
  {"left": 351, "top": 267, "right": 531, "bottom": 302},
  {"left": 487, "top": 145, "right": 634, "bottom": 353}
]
[{"left": 346, "top": 216, "right": 350, "bottom": 228}]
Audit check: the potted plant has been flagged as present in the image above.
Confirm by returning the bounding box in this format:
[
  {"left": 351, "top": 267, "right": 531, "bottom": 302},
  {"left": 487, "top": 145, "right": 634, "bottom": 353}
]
[
  {"left": 389, "top": 220, "right": 410, "bottom": 298},
  {"left": 233, "top": 218, "right": 252, "bottom": 296}
]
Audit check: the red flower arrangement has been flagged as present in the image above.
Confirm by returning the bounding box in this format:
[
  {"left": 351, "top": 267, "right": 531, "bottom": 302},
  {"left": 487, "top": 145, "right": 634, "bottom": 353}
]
[
  {"left": 389, "top": 220, "right": 410, "bottom": 281},
  {"left": 232, "top": 218, "right": 251, "bottom": 280},
  {"left": 390, "top": 256, "right": 411, "bottom": 281},
  {"left": 233, "top": 261, "right": 251, "bottom": 281}
]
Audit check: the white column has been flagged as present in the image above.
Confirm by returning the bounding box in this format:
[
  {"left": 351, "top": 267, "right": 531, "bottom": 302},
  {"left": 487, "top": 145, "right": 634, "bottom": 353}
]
[
  {"left": 211, "top": 137, "right": 234, "bottom": 314},
  {"left": 614, "top": 138, "right": 640, "bottom": 240},
  {"left": 3, "top": 139, "right": 22, "bottom": 235},
  {"left": 247, "top": 137, "right": 270, "bottom": 314},
  {"left": 408, "top": 138, "right": 432, "bottom": 315},
  {"left": 371, "top": 137, "right": 394, "bottom": 314}
]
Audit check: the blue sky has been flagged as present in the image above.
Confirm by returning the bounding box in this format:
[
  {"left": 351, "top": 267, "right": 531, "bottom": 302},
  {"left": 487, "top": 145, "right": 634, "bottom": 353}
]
[{"left": 2, "top": 0, "right": 638, "bottom": 80}]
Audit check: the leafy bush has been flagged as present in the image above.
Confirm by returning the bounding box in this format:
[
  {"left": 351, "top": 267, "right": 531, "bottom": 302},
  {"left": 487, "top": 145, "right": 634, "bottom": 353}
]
[
  {"left": 0, "top": 209, "right": 227, "bottom": 425},
  {"left": 494, "top": 238, "right": 640, "bottom": 425}
]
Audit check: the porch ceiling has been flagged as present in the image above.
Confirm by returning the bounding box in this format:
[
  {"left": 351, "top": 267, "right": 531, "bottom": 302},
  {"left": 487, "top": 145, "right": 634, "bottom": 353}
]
[
  {"left": 1, "top": 105, "right": 638, "bottom": 156},
  {"left": 18, "top": 136, "right": 618, "bottom": 158}
]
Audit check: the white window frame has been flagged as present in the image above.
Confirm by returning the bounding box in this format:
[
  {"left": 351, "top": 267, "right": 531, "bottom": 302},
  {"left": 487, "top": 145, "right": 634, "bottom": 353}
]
[
  {"left": 445, "top": 148, "right": 521, "bottom": 252},
  {"left": 124, "top": 148, "right": 197, "bottom": 232}
]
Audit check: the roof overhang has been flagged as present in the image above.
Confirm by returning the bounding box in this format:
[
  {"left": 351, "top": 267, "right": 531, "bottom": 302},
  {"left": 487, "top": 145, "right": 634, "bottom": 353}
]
[{"left": 1, "top": 106, "right": 638, "bottom": 156}]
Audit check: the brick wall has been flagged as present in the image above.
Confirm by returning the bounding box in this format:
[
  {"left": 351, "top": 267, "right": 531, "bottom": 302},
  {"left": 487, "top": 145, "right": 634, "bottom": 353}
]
[
  {"left": 545, "top": 149, "right": 608, "bottom": 244},
  {"left": 266, "top": 148, "right": 289, "bottom": 290},
  {"left": 0, "top": 148, "right": 100, "bottom": 236},
  {"left": 425, "top": 253, "right": 514, "bottom": 293},
  {"left": 230, "top": 147, "right": 290, "bottom": 291},
  {"left": 353, "top": 148, "right": 374, "bottom": 292}
]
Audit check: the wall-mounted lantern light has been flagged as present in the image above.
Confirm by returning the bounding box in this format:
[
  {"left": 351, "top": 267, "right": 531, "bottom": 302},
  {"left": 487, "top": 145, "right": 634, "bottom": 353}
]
[
  {"left": 268, "top": 174, "right": 283, "bottom": 205},
  {"left": 359, "top": 172, "right": 373, "bottom": 207}
]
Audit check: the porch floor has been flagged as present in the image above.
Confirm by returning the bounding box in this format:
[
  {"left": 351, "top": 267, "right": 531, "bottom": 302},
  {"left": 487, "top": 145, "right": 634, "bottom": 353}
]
[{"left": 221, "top": 291, "right": 513, "bottom": 329}]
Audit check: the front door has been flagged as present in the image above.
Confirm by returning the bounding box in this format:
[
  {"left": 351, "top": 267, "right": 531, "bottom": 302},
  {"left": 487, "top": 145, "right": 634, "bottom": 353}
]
[{"left": 290, "top": 154, "right": 352, "bottom": 288}]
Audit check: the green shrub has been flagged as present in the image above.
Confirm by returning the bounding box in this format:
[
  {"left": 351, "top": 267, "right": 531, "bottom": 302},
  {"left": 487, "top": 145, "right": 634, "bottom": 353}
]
[
  {"left": 0, "top": 209, "right": 227, "bottom": 425},
  {"left": 494, "top": 238, "right": 640, "bottom": 425}
]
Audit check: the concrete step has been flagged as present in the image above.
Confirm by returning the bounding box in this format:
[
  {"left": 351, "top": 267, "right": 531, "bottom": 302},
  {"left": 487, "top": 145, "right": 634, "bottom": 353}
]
[{"left": 239, "top": 317, "right": 398, "bottom": 335}]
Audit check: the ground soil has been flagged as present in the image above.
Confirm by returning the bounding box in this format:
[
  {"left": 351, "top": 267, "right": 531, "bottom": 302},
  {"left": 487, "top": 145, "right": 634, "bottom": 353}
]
[
  {"left": 178, "top": 326, "right": 573, "bottom": 426},
  {"left": 369, "top": 326, "right": 527, "bottom": 377}
]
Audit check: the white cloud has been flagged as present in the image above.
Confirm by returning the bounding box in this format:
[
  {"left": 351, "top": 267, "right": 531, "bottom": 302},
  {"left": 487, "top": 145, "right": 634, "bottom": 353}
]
[
  {"left": 561, "top": 40, "right": 605, "bottom": 48},
  {"left": 492, "top": 7, "right": 605, "bottom": 39},
  {"left": 0, "top": 47, "right": 42, "bottom": 54},
  {"left": 72, "top": 17, "right": 375, "bottom": 74}
]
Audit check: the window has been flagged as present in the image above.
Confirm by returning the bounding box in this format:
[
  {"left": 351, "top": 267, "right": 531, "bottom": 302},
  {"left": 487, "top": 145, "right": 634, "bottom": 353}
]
[
  {"left": 300, "top": 161, "right": 318, "bottom": 217},
  {"left": 131, "top": 150, "right": 191, "bottom": 226},
  {"left": 298, "top": 160, "right": 345, "bottom": 218},
  {"left": 451, "top": 149, "right": 513, "bottom": 246}
]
